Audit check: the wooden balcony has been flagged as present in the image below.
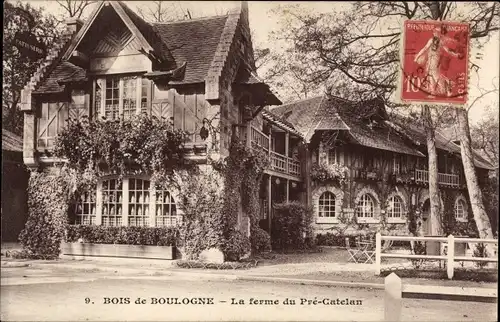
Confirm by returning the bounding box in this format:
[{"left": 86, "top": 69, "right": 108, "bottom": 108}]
[
  {"left": 415, "top": 169, "right": 460, "bottom": 188},
  {"left": 247, "top": 126, "right": 302, "bottom": 180}
]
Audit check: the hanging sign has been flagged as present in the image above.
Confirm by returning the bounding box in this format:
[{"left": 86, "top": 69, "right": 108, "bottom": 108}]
[
  {"left": 398, "top": 20, "right": 470, "bottom": 106},
  {"left": 13, "top": 31, "right": 47, "bottom": 60}
]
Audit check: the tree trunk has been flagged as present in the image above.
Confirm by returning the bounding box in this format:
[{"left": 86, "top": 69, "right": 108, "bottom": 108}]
[
  {"left": 423, "top": 105, "right": 442, "bottom": 236},
  {"left": 456, "top": 108, "right": 494, "bottom": 243}
]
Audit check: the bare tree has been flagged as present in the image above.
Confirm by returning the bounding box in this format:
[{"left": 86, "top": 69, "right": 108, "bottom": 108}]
[
  {"left": 56, "top": 0, "right": 96, "bottom": 19},
  {"left": 137, "top": 1, "right": 193, "bottom": 23},
  {"left": 269, "top": 1, "right": 499, "bottom": 240}
]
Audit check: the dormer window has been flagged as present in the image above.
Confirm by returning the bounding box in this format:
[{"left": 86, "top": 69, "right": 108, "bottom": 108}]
[{"left": 94, "top": 75, "right": 151, "bottom": 120}]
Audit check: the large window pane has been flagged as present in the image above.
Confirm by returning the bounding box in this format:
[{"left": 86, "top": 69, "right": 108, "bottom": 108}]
[
  {"left": 101, "top": 179, "right": 123, "bottom": 226},
  {"left": 128, "top": 178, "right": 150, "bottom": 226}
]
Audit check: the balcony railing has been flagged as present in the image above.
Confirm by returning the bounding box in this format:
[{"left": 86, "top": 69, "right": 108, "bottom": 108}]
[
  {"left": 244, "top": 126, "right": 301, "bottom": 179},
  {"left": 251, "top": 127, "right": 269, "bottom": 152},
  {"left": 415, "top": 169, "right": 460, "bottom": 187}
]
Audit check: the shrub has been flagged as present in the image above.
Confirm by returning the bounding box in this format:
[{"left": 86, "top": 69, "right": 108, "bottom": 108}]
[
  {"left": 473, "top": 243, "right": 489, "bottom": 268},
  {"left": 271, "top": 201, "right": 313, "bottom": 252},
  {"left": 19, "top": 170, "right": 74, "bottom": 259},
  {"left": 222, "top": 230, "right": 251, "bottom": 262},
  {"left": 250, "top": 228, "right": 271, "bottom": 254},
  {"left": 65, "top": 225, "right": 179, "bottom": 246}
]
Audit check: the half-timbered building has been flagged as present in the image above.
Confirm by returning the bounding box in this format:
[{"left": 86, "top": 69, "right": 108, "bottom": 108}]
[{"left": 271, "top": 95, "right": 494, "bottom": 236}]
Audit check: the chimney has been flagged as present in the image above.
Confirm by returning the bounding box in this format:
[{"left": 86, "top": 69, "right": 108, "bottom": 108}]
[{"left": 65, "top": 17, "right": 84, "bottom": 33}]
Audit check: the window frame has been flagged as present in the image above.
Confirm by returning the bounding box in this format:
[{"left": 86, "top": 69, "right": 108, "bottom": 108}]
[
  {"left": 387, "top": 195, "right": 407, "bottom": 223},
  {"left": 72, "top": 176, "right": 181, "bottom": 227},
  {"left": 454, "top": 197, "right": 468, "bottom": 222},
  {"left": 356, "top": 194, "right": 375, "bottom": 220},
  {"left": 318, "top": 191, "right": 336, "bottom": 218},
  {"left": 94, "top": 75, "right": 151, "bottom": 120}
]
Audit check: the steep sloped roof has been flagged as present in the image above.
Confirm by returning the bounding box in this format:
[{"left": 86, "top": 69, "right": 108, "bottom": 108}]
[
  {"left": 153, "top": 15, "right": 228, "bottom": 84},
  {"left": 2, "top": 130, "right": 23, "bottom": 152},
  {"left": 272, "top": 95, "right": 424, "bottom": 157},
  {"left": 261, "top": 109, "right": 303, "bottom": 138},
  {"left": 35, "top": 2, "right": 230, "bottom": 91},
  {"left": 34, "top": 61, "right": 86, "bottom": 93}
]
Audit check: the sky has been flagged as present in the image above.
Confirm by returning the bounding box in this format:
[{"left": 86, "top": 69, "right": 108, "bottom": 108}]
[{"left": 18, "top": 1, "right": 500, "bottom": 124}]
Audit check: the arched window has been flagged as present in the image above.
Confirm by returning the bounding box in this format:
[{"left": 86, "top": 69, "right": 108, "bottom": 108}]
[
  {"left": 388, "top": 196, "right": 403, "bottom": 218},
  {"left": 455, "top": 198, "right": 467, "bottom": 221},
  {"left": 356, "top": 194, "right": 375, "bottom": 218},
  {"left": 155, "top": 189, "right": 179, "bottom": 227},
  {"left": 318, "top": 191, "right": 336, "bottom": 218}
]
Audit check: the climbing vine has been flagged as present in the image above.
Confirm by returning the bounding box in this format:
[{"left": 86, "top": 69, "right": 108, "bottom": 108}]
[{"left": 221, "top": 139, "right": 270, "bottom": 257}]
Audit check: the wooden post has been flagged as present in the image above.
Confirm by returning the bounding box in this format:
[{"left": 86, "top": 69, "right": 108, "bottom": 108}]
[
  {"left": 286, "top": 179, "right": 289, "bottom": 202},
  {"left": 375, "top": 232, "right": 382, "bottom": 275},
  {"left": 285, "top": 132, "right": 289, "bottom": 173},
  {"left": 246, "top": 123, "right": 252, "bottom": 148},
  {"left": 268, "top": 175, "right": 272, "bottom": 235},
  {"left": 384, "top": 273, "right": 402, "bottom": 322},
  {"left": 447, "top": 234, "right": 455, "bottom": 280}
]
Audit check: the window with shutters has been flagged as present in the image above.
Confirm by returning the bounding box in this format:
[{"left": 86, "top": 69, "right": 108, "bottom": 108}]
[
  {"left": 93, "top": 75, "right": 151, "bottom": 120},
  {"left": 37, "top": 102, "right": 69, "bottom": 149}
]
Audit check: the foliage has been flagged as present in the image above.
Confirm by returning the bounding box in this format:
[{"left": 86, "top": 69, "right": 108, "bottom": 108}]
[
  {"left": 221, "top": 139, "right": 270, "bottom": 256},
  {"left": 482, "top": 176, "right": 499, "bottom": 236},
  {"left": 3, "top": 1, "right": 63, "bottom": 135},
  {"left": 472, "top": 243, "right": 489, "bottom": 268},
  {"left": 268, "top": 2, "right": 499, "bottom": 101},
  {"left": 175, "top": 259, "right": 258, "bottom": 270},
  {"left": 250, "top": 227, "right": 271, "bottom": 253},
  {"left": 310, "top": 161, "right": 348, "bottom": 184},
  {"left": 54, "top": 114, "right": 189, "bottom": 179},
  {"left": 65, "top": 225, "right": 178, "bottom": 246},
  {"left": 470, "top": 106, "right": 499, "bottom": 167},
  {"left": 409, "top": 241, "right": 427, "bottom": 269},
  {"left": 271, "top": 201, "right": 314, "bottom": 252},
  {"left": 175, "top": 168, "right": 226, "bottom": 259},
  {"left": 19, "top": 167, "right": 83, "bottom": 259},
  {"left": 222, "top": 230, "right": 252, "bottom": 262}
]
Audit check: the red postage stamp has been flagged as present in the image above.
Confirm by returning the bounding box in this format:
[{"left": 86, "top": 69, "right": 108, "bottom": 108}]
[{"left": 399, "top": 20, "right": 470, "bottom": 105}]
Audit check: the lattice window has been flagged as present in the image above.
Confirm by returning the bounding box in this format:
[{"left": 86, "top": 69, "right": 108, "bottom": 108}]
[
  {"left": 105, "top": 78, "right": 120, "bottom": 120},
  {"left": 141, "top": 78, "right": 150, "bottom": 114},
  {"left": 356, "top": 194, "right": 375, "bottom": 218},
  {"left": 128, "top": 178, "right": 150, "bottom": 226},
  {"left": 101, "top": 179, "right": 123, "bottom": 226},
  {"left": 328, "top": 148, "right": 338, "bottom": 164},
  {"left": 318, "top": 191, "right": 336, "bottom": 218},
  {"left": 388, "top": 196, "right": 403, "bottom": 218},
  {"left": 155, "top": 189, "right": 179, "bottom": 227},
  {"left": 122, "top": 76, "right": 137, "bottom": 120},
  {"left": 72, "top": 189, "right": 97, "bottom": 225}
]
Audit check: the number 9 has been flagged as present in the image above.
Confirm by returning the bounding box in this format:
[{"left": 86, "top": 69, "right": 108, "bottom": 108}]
[{"left": 85, "top": 298, "right": 91, "bottom": 304}]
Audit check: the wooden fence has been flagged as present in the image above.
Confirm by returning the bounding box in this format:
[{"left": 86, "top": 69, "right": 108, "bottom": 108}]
[{"left": 375, "top": 233, "right": 498, "bottom": 279}]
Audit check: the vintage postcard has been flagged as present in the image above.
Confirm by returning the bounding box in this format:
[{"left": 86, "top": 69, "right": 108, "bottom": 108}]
[{"left": 2, "top": 1, "right": 498, "bottom": 321}]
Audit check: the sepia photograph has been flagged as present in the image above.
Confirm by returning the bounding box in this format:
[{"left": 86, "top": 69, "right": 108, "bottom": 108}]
[{"left": 1, "top": 1, "right": 498, "bottom": 321}]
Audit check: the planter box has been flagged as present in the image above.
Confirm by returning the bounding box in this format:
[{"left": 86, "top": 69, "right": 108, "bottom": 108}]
[{"left": 61, "top": 242, "right": 175, "bottom": 260}]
